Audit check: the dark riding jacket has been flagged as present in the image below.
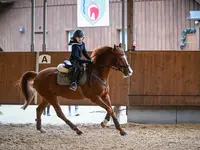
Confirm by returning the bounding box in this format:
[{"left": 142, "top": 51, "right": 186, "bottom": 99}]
[{"left": 68, "top": 40, "right": 91, "bottom": 64}]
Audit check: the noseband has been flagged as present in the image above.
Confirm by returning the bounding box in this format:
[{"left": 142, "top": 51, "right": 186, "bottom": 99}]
[{"left": 111, "top": 64, "right": 130, "bottom": 72}]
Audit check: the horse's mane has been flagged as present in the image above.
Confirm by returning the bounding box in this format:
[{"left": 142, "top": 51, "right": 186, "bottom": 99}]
[{"left": 91, "top": 46, "right": 112, "bottom": 63}]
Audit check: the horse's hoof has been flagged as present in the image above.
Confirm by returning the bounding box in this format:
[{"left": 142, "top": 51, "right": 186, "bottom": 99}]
[
  {"left": 76, "top": 130, "right": 83, "bottom": 135},
  {"left": 101, "top": 122, "right": 106, "bottom": 128},
  {"left": 39, "top": 128, "right": 46, "bottom": 133},
  {"left": 120, "top": 131, "right": 127, "bottom": 136}
]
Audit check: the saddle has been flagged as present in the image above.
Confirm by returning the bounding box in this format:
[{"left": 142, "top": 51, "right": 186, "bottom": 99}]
[{"left": 56, "top": 60, "right": 87, "bottom": 86}]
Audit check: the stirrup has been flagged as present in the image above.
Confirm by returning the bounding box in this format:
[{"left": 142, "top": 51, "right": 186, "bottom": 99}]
[{"left": 70, "top": 82, "right": 77, "bottom": 91}]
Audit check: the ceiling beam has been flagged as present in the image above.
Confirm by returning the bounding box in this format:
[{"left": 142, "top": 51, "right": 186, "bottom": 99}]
[
  {"left": 0, "top": 0, "right": 15, "bottom": 2},
  {"left": 196, "top": 0, "right": 200, "bottom": 4},
  {"left": 0, "top": 1, "right": 14, "bottom": 13}
]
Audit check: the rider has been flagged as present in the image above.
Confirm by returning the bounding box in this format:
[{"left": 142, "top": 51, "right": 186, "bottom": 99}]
[{"left": 68, "top": 29, "right": 92, "bottom": 91}]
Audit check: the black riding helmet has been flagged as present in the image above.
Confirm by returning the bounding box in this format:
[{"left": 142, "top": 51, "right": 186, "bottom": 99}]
[{"left": 72, "top": 29, "right": 85, "bottom": 39}]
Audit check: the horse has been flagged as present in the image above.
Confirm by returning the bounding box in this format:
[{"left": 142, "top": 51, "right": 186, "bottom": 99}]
[{"left": 17, "top": 43, "right": 133, "bottom": 136}]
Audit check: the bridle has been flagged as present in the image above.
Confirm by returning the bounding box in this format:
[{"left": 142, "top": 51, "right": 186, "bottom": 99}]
[
  {"left": 89, "top": 49, "right": 130, "bottom": 87},
  {"left": 99, "top": 53, "right": 130, "bottom": 72}
]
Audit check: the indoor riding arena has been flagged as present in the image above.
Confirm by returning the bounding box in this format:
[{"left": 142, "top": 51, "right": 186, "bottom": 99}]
[
  {"left": 1, "top": 0, "right": 200, "bottom": 150},
  {"left": 1, "top": 123, "right": 200, "bottom": 150}
]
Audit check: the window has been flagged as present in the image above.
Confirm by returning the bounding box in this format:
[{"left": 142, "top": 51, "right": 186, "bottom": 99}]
[
  {"left": 119, "top": 29, "right": 127, "bottom": 51},
  {"left": 67, "top": 30, "right": 74, "bottom": 51}
]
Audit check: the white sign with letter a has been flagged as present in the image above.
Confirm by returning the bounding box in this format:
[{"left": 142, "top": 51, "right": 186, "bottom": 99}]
[{"left": 39, "top": 54, "right": 51, "bottom": 64}]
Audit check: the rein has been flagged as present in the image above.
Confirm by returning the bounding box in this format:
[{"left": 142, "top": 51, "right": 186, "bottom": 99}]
[
  {"left": 87, "top": 49, "right": 130, "bottom": 87},
  {"left": 83, "top": 64, "right": 108, "bottom": 87},
  {"left": 90, "top": 63, "right": 129, "bottom": 87},
  {"left": 90, "top": 62, "right": 129, "bottom": 87},
  {"left": 91, "top": 72, "right": 107, "bottom": 87}
]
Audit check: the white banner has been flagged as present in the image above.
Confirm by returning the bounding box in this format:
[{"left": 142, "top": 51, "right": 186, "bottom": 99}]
[{"left": 77, "top": 0, "right": 109, "bottom": 27}]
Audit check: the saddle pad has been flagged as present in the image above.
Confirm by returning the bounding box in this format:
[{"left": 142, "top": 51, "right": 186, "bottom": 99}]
[{"left": 57, "top": 71, "right": 87, "bottom": 86}]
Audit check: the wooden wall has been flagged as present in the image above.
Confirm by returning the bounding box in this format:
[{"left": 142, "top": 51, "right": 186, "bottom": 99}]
[
  {"left": 1, "top": 51, "right": 200, "bottom": 107},
  {"left": 135, "top": 0, "right": 200, "bottom": 50},
  {"left": 0, "top": 0, "right": 123, "bottom": 52},
  {"left": 0, "top": 52, "right": 35, "bottom": 104},
  {"left": 0, "top": 0, "right": 199, "bottom": 51},
  {"left": 0, "top": 52, "right": 128, "bottom": 106},
  {"left": 129, "top": 51, "right": 200, "bottom": 106}
]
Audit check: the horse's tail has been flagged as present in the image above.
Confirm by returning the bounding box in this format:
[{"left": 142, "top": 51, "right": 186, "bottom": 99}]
[{"left": 17, "top": 71, "right": 38, "bottom": 110}]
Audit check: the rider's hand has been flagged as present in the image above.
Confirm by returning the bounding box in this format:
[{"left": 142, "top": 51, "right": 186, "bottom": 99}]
[{"left": 87, "top": 60, "right": 92, "bottom": 64}]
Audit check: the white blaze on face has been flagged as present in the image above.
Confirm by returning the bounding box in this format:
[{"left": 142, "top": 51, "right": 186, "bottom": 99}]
[{"left": 123, "top": 55, "right": 133, "bottom": 77}]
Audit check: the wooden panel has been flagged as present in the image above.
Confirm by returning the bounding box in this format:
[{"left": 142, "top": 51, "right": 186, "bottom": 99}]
[
  {"left": 0, "top": 52, "right": 129, "bottom": 106},
  {"left": 129, "top": 51, "right": 200, "bottom": 106},
  {"left": 1, "top": 0, "right": 200, "bottom": 51},
  {"left": 0, "top": 0, "right": 124, "bottom": 51},
  {"left": 0, "top": 7, "right": 31, "bottom": 51},
  {"left": 0, "top": 52, "right": 35, "bottom": 104},
  {"left": 2, "top": 51, "right": 200, "bottom": 107},
  {"left": 134, "top": 0, "right": 200, "bottom": 50},
  {"left": 109, "top": 70, "right": 129, "bottom": 105},
  {"left": 129, "top": 96, "right": 200, "bottom": 106},
  {"left": 130, "top": 51, "right": 200, "bottom": 95}
]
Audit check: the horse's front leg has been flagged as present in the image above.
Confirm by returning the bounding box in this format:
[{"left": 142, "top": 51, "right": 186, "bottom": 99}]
[
  {"left": 101, "top": 106, "right": 121, "bottom": 128},
  {"left": 111, "top": 111, "right": 127, "bottom": 135},
  {"left": 91, "top": 95, "right": 127, "bottom": 136},
  {"left": 101, "top": 113, "right": 111, "bottom": 128},
  {"left": 99, "top": 94, "right": 112, "bottom": 128}
]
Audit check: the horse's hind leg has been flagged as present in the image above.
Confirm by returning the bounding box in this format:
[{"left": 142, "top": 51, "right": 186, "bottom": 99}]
[
  {"left": 36, "top": 97, "right": 49, "bottom": 133},
  {"left": 49, "top": 96, "right": 83, "bottom": 135}
]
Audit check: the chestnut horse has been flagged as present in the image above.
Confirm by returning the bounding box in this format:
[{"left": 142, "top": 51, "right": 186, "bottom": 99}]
[{"left": 18, "top": 43, "right": 133, "bottom": 136}]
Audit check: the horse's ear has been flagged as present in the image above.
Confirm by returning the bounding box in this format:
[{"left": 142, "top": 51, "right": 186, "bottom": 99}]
[
  {"left": 114, "top": 44, "right": 117, "bottom": 50},
  {"left": 119, "top": 43, "right": 122, "bottom": 48}
]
